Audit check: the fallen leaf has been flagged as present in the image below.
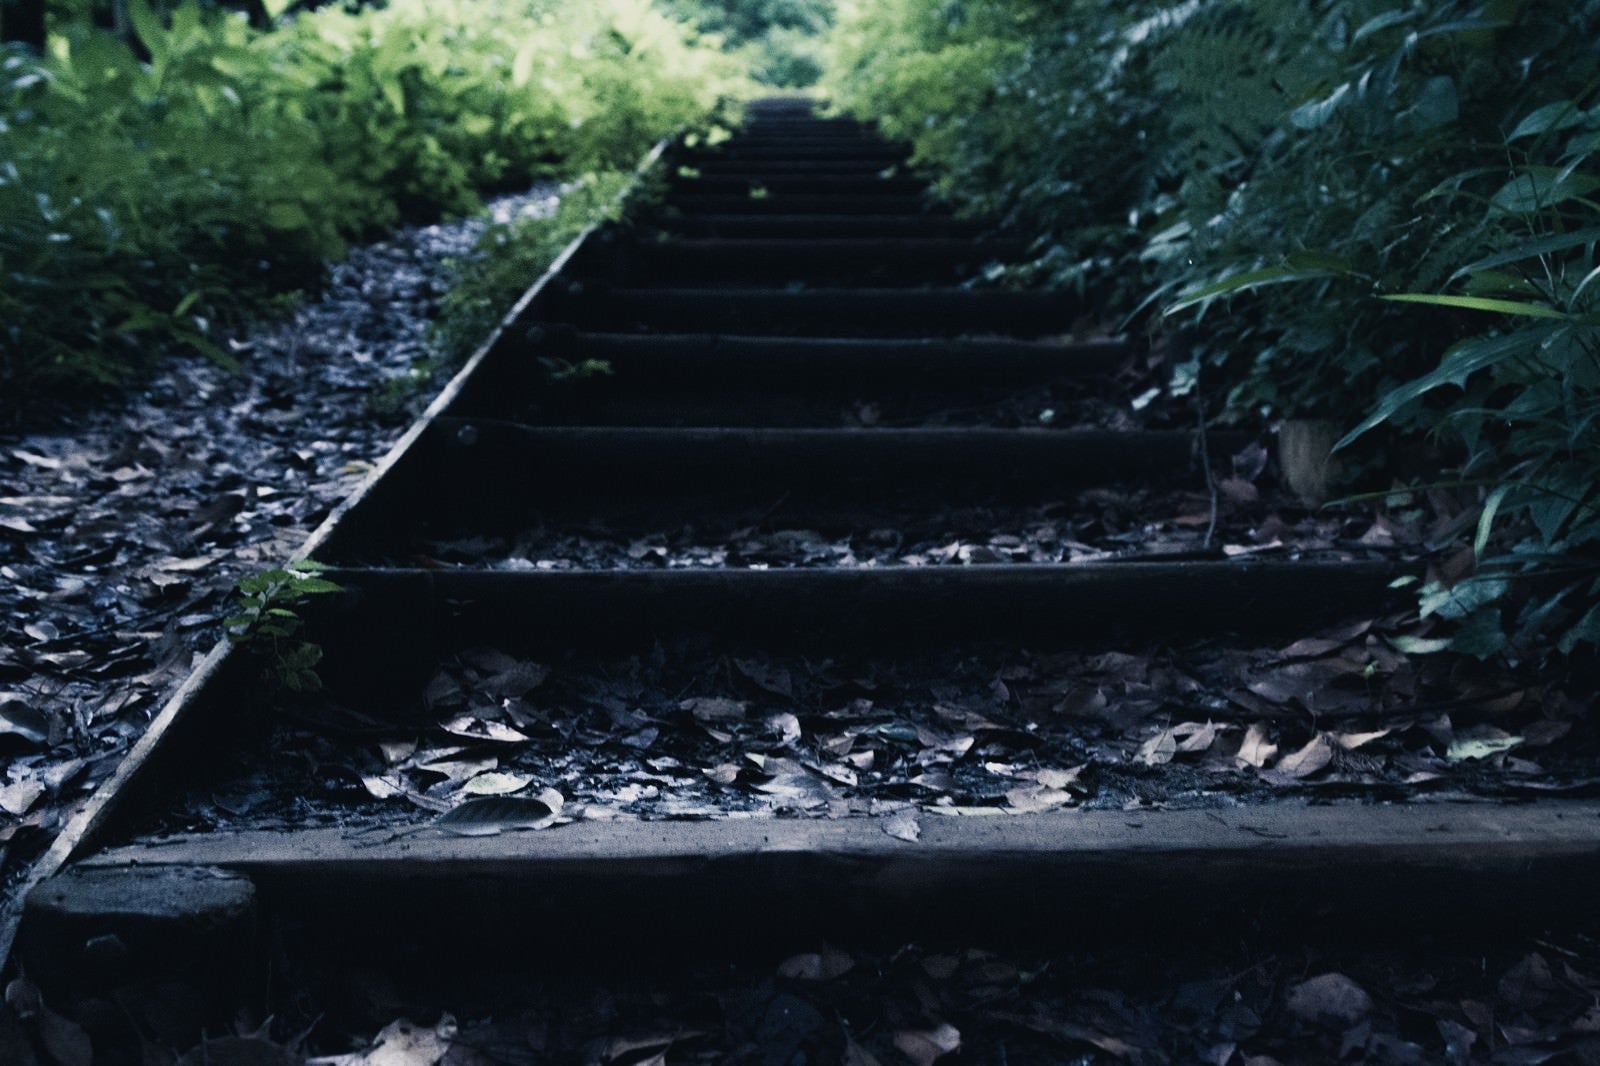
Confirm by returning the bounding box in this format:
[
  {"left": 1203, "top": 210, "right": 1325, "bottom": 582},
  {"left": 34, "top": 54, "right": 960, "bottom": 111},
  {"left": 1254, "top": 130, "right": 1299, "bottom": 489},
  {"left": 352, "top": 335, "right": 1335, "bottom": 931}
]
[
  {"left": 462, "top": 771, "right": 536, "bottom": 796},
  {"left": 1033, "top": 765, "right": 1084, "bottom": 790},
  {"left": 883, "top": 809, "right": 921, "bottom": 842},
  {"left": 682, "top": 697, "right": 748, "bottom": 723},
  {"left": 1274, "top": 734, "right": 1334, "bottom": 779},
  {"left": 1235, "top": 723, "right": 1278, "bottom": 768},
  {"left": 1331, "top": 728, "right": 1391, "bottom": 750},
  {"left": 778, "top": 945, "right": 855, "bottom": 981},
  {"left": 1286, "top": 973, "right": 1372, "bottom": 1027},
  {"left": 1004, "top": 784, "right": 1075, "bottom": 813},
  {"left": 0, "top": 779, "right": 44, "bottom": 817},
  {"left": 434, "top": 790, "right": 564, "bottom": 835},
  {"left": 734, "top": 658, "right": 794, "bottom": 696},
  {"left": 360, "top": 775, "right": 406, "bottom": 801},
  {"left": 439, "top": 715, "right": 530, "bottom": 745},
  {"left": 306, "top": 1015, "right": 458, "bottom": 1065},
  {"left": 894, "top": 1023, "right": 961, "bottom": 1066},
  {"left": 766, "top": 712, "right": 802, "bottom": 747},
  {"left": 0, "top": 697, "right": 48, "bottom": 746},
  {"left": 481, "top": 660, "right": 548, "bottom": 699},
  {"left": 1137, "top": 728, "right": 1177, "bottom": 766},
  {"left": 1447, "top": 728, "right": 1523, "bottom": 762},
  {"left": 1176, "top": 721, "right": 1220, "bottom": 754}
]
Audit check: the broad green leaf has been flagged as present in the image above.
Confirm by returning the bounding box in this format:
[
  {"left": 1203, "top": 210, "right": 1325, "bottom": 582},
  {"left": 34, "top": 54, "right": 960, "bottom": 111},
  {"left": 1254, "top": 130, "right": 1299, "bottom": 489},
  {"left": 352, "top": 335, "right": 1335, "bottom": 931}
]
[
  {"left": 262, "top": 0, "right": 294, "bottom": 20},
  {"left": 1378, "top": 293, "right": 1575, "bottom": 320},
  {"left": 1290, "top": 82, "right": 1350, "bottom": 130},
  {"left": 1336, "top": 325, "right": 1560, "bottom": 448},
  {"left": 1561, "top": 602, "right": 1600, "bottom": 653},
  {"left": 1449, "top": 226, "right": 1600, "bottom": 281},
  {"left": 1491, "top": 168, "right": 1600, "bottom": 215},
  {"left": 128, "top": 0, "right": 169, "bottom": 68},
  {"left": 1449, "top": 608, "right": 1507, "bottom": 659},
  {"left": 1419, "top": 577, "right": 1508, "bottom": 620},
  {"left": 1403, "top": 76, "right": 1457, "bottom": 130},
  {"left": 1508, "top": 100, "right": 1587, "bottom": 141},
  {"left": 1165, "top": 265, "right": 1343, "bottom": 316},
  {"left": 1475, "top": 484, "right": 1508, "bottom": 558},
  {"left": 1351, "top": 10, "right": 1418, "bottom": 44}
]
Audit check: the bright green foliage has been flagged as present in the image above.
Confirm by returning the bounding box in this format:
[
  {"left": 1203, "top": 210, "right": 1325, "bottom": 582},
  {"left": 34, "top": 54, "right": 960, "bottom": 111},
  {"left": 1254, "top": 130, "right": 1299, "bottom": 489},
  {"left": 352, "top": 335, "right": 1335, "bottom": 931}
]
[
  {"left": 1, "top": 0, "right": 742, "bottom": 412},
  {"left": 826, "top": 0, "right": 1600, "bottom": 655},
  {"left": 431, "top": 170, "right": 639, "bottom": 367},
  {"left": 660, "top": 0, "right": 834, "bottom": 86},
  {"left": 225, "top": 559, "right": 343, "bottom": 693}
]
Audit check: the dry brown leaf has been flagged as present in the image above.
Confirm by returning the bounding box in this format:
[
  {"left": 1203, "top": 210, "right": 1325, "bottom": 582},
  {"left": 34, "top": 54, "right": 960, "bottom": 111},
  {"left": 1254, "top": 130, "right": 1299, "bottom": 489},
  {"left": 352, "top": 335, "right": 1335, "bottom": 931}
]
[
  {"left": 1275, "top": 734, "right": 1334, "bottom": 779},
  {"left": 1136, "top": 728, "right": 1177, "bottom": 766},
  {"left": 1235, "top": 723, "right": 1278, "bottom": 768},
  {"left": 1176, "top": 721, "right": 1220, "bottom": 754},
  {"left": 1004, "top": 784, "right": 1074, "bottom": 813}
]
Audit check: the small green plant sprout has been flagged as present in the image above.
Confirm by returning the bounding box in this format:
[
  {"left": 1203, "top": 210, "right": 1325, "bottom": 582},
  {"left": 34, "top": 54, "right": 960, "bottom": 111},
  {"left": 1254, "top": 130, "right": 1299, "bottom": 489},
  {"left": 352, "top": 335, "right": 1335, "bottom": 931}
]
[
  {"left": 225, "top": 560, "right": 343, "bottom": 693},
  {"left": 538, "top": 356, "right": 613, "bottom": 382}
]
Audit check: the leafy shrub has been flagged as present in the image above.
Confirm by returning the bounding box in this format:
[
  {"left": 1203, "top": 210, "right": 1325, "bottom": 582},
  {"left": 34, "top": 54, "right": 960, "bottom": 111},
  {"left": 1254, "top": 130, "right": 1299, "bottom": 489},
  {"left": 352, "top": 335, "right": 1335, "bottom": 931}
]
[
  {"left": 431, "top": 171, "right": 638, "bottom": 367},
  {"left": 0, "top": 0, "right": 742, "bottom": 415},
  {"left": 661, "top": 0, "right": 834, "bottom": 86},
  {"left": 825, "top": 0, "right": 1600, "bottom": 655}
]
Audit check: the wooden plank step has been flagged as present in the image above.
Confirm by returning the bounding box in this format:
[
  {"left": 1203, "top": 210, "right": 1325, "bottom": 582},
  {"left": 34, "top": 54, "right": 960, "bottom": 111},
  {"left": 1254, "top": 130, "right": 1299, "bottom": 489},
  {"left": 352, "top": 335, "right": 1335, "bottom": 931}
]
[
  {"left": 655, "top": 214, "right": 987, "bottom": 239},
  {"left": 661, "top": 214, "right": 990, "bottom": 239},
  {"left": 315, "top": 422, "right": 1257, "bottom": 553},
  {"left": 662, "top": 193, "right": 943, "bottom": 216},
  {"left": 686, "top": 157, "right": 904, "bottom": 174},
  {"left": 541, "top": 285, "right": 1079, "bottom": 336},
  {"left": 451, "top": 331, "right": 1126, "bottom": 425},
  {"left": 487, "top": 330, "right": 1124, "bottom": 386},
  {"left": 305, "top": 560, "right": 1403, "bottom": 645},
  {"left": 673, "top": 174, "right": 925, "bottom": 195},
  {"left": 55, "top": 802, "right": 1600, "bottom": 949},
  {"left": 682, "top": 144, "right": 908, "bottom": 162},
  {"left": 603, "top": 237, "right": 1027, "bottom": 286}
]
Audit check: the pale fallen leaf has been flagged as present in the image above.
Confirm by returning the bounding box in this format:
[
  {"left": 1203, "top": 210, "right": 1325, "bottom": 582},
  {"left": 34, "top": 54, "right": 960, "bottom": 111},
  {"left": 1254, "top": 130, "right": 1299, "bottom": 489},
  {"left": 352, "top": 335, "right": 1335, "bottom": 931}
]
[
  {"left": 1033, "top": 765, "right": 1084, "bottom": 790},
  {"left": 1136, "top": 728, "right": 1177, "bottom": 766},
  {"left": 777, "top": 945, "right": 855, "bottom": 981},
  {"left": 682, "top": 697, "right": 748, "bottom": 723},
  {"left": 1332, "top": 728, "right": 1391, "bottom": 751},
  {"left": 1004, "top": 784, "right": 1075, "bottom": 813},
  {"left": 439, "top": 715, "right": 530, "bottom": 745},
  {"left": 1175, "top": 721, "right": 1220, "bottom": 754},
  {"left": 1286, "top": 972, "right": 1372, "bottom": 1027},
  {"left": 883, "top": 809, "right": 921, "bottom": 842},
  {"left": 1235, "top": 723, "right": 1278, "bottom": 768},
  {"left": 378, "top": 740, "right": 416, "bottom": 765},
  {"left": 462, "top": 771, "right": 536, "bottom": 796},
  {"left": 306, "top": 1015, "right": 458, "bottom": 1065},
  {"left": 0, "top": 778, "right": 45, "bottom": 816},
  {"left": 434, "top": 790, "right": 565, "bottom": 835},
  {"left": 360, "top": 774, "right": 407, "bottom": 801},
  {"left": 766, "top": 712, "right": 802, "bottom": 747},
  {"left": 1447, "top": 727, "right": 1523, "bottom": 762},
  {"left": 894, "top": 1023, "right": 961, "bottom": 1066},
  {"left": 1274, "top": 734, "right": 1334, "bottom": 779}
]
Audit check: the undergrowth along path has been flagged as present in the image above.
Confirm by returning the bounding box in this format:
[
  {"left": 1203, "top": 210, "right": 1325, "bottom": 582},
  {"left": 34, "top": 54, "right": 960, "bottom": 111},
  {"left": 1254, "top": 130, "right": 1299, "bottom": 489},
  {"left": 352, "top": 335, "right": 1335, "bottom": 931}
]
[{"left": 9, "top": 97, "right": 1600, "bottom": 1061}]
